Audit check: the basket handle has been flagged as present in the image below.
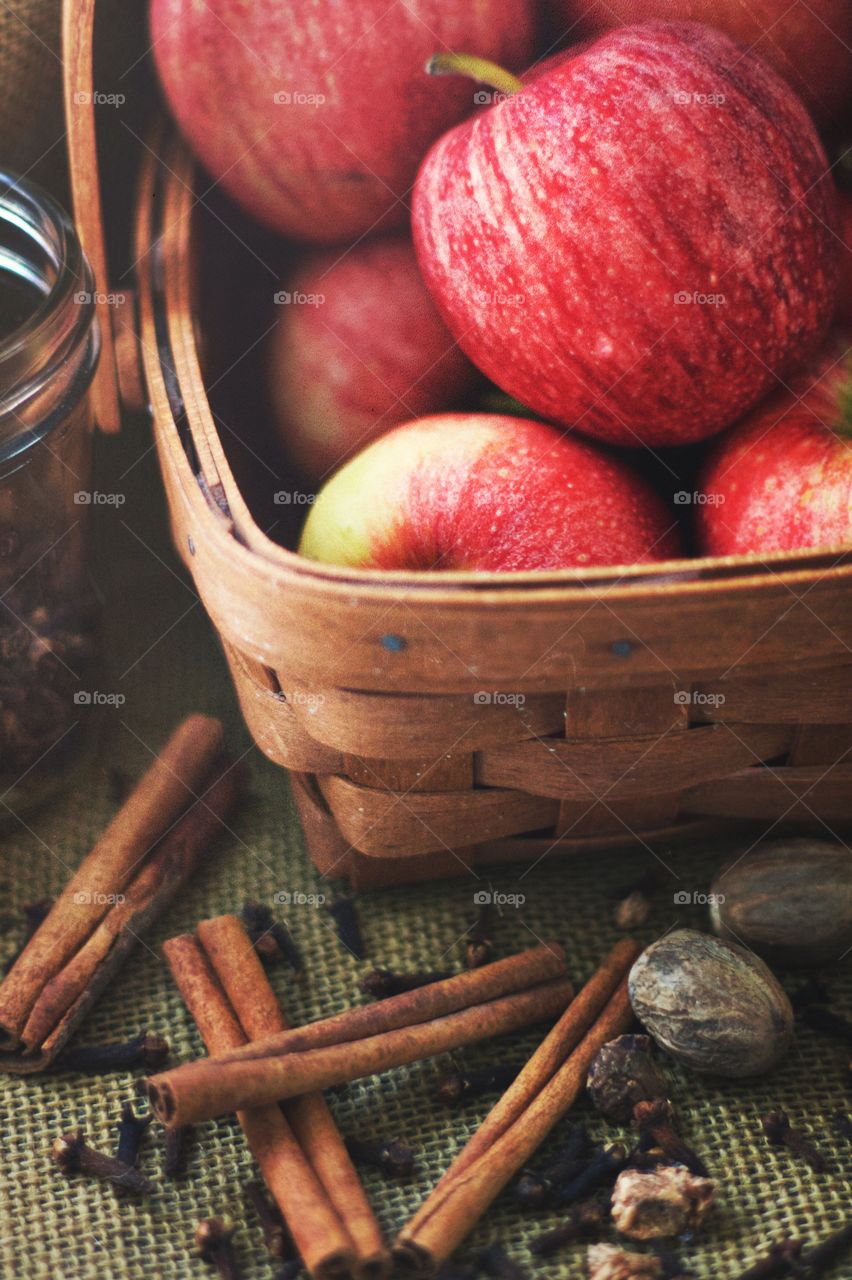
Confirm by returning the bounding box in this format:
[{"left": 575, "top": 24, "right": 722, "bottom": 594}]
[{"left": 62, "top": 0, "right": 141, "bottom": 430}]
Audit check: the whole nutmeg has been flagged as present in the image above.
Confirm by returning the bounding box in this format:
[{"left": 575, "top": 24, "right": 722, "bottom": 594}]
[
  {"left": 586, "top": 1035, "right": 668, "bottom": 1122},
  {"left": 710, "top": 838, "right": 852, "bottom": 968},
  {"left": 628, "top": 929, "right": 793, "bottom": 1077}
]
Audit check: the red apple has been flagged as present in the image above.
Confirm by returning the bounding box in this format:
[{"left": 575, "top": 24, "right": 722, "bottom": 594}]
[
  {"left": 696, "top": 333, "right": 852, "bottom": 556},
  {"left": 268, "top": 235, "right": 480, "bottom": 483},
  {"left": 150, "top": 0, "right": 535, "bottom": 243},
  {"left": 545, "top": 0, "right": 852, "bottom": 133},
  {"left": 839, "top": 189, "right": 852, "bottom": 325},
  {"left": 413, "top": 23, "right": 839, "bottom": 450},
  {"left": 298, "top": 414, "right": 683, "bottom": 570}
]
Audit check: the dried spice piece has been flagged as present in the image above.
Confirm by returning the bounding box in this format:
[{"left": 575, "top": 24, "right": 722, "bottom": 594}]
[
  {"left": 611, "top": 1167, "right": 714, "bottom": 1240},
  {"left": 628, "top": 930, "right": 793, "bottom": 1077},
  {"left": 466, "top": 902, "right": 497, "bottom": 969},
  {"left": 362, "top": 969, "right": 451, "bottom": 999},
  {"left": 58, "top": 1031, "right": 170, "bottom": 1074},
  {"left": 115, "top": 1101, "right": 151, "bottom": 1168},
  {"left": 515, "top": 1123, "right": 590, "bottom": 1208},
  {"left": 51, "top": 1129, "right": 154, "bottom": 1196},
  {"left": 242, "top": 902, "right": 303, "bottom": 973},
  {"left": 529, "top": 1200, "right": 604, "bottom": 1256},
  {"left": 633, "top": 1102, "right": 709, "bottom": 1179},
  {"left": 586, "top": 1035, "right": 667, "bottom": 1123},
  {"left": 615, "top": 891, "right": 652, "bottom": 931},
  {"left": 552, "top": 1142, "right": 628, "bottom": 1207},
  {"left": 710, "top": 839, "right": 852, "bottom": 968},
  {"left": 433, "top": 1062, "right": 522, "bottom": 1106},
  {"left": 196, "top": 1219, "right": 243, "bottom": 1280},
  {"left": 587, "top": 1243, "right": 662, "bottom": 1279},
  {"left": 345, "top": 1136, "right": 416, "bottom": 1179},
  {"left": 328, "top": 896, "right": 365, "bottom": 959},
  {"left": 164, "top": 1124, "right": 193, "bottom": 1179},
  {"left": 762, "top": 1110, "right": 827, "bottom": 1172}
]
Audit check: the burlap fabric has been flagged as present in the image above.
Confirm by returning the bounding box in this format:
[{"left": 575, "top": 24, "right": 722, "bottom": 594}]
[{"left": 0, "top": 422, "right": 850, "bottom": 1279}]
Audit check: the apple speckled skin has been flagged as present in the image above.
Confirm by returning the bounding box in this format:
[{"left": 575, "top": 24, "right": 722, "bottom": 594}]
[
  {"left": 268, "top": 235, "right": 480, "bottom": 483},
  {"left": 150, "top": 0, "right": 535, "bottom": 244},
  {"left": 413, "top": 22, "right": 839, "bottom": 449},
  {"left": 697, "top": 334, "right": 852, "bottom": 556},
  {"left": 545, "top": 0, "right": 852, "bottom": 133},
  {"left": 298, "top": 414, "right": 683, "bottom": 571}
]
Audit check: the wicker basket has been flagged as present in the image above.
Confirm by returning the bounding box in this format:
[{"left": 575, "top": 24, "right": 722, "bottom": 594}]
[{"left": 64, "top": 5, "right": 852, "bottom": 888}]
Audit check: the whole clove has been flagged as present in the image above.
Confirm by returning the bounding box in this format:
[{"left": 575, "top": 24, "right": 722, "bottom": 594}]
[
  {"left": 733, "top": 1240, "right": 803, "bottom": 1280},
  {"left": 3, "top": 899, "right": 53, "bottom": 974},
  {"left": 551, "top": 1141, "right": 628, "bottom": 1207},
  {"left": 327, "top": 895, "right": 365, "bottom": 959},
  {"left": 476, "top": 1242, "right": 528, "bottom": 1280},
  {"left": 530, "top": 1200, "right": 605, "bottom": 1256},
  {"left": 245, "top": 1180, "right": 289, "bottom": 1259},
  {"left": 51, "top": 1129, "right": 154, "bottom": 1195},
  {"left": 361, "top": 968, "right": 451, "bottom": 999},
  {"left": 433, "top": 1061, "right": 522, "bottom": 1107},
  {"left": 634, "top": 1100, "right": 709, "bottom": 1178},
  {"left": 58, "top": 1030, "right": 170, "bottom": 1074},
  {"left": 242, "top": 902, "right": 303, "bottom": 973},
  {"left": 345, "top": 1135, "right": 416, "bottom": 1179},
  {"left": 196, "top": 1219, "right": 242, "bottom": 1280},
  {"left": 115, "top": 1100, "right": 151, "bottom": 1168},
  {"left": 466, "top": 901, "right": 496, "bottom": 969},
  {"left": 762, "top": 1110, "right": 827, "bottom": 1172},
  {"left": 515, "top": 1123, "right": 590, "bottom": 1209},
  {"left": 164, "top": 1124, "right": 194, "bottom": 1179}
]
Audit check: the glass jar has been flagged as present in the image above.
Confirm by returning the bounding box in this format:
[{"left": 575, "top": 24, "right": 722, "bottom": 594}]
[{"left": 0, "top": 171, "right": 100, "bottom": 814}]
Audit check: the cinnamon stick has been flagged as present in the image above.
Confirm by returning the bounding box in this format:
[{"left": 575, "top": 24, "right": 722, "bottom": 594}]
[
  {"left": 147, "top": 975, "right": 573, "bottom": 1128},
  {"left": 151, "top": 942, "right": 565, "bottom": 1073},
  {"left": 394, "top": 974, "right": 636, "bottom": 1271},
  {"left": 197, "top": 916, "right": 389, "bottom": 1279},
  {"left": 0, "top": 714, "right": 224, "bottom": 1053},
  {"left": 164, "top": 934, "right": 356, "bottom": 1280},
  {"left": 14, "top": 766, "right": 242, "bottom": 1062}
]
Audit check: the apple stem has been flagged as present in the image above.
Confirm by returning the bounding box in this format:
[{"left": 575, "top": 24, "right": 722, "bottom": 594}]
[{"left": 425, "top": 52, "right": 524, "bottom": 98}]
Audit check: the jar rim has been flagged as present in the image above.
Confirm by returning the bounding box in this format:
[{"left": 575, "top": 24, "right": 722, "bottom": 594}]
[{"left": 0, "top": 170, "right": 99, "bottom": 440}]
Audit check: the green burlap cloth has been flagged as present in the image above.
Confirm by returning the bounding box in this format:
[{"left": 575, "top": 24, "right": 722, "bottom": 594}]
[{"left": 0, "top": 424, "right": 850, "bottom": 1280}]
